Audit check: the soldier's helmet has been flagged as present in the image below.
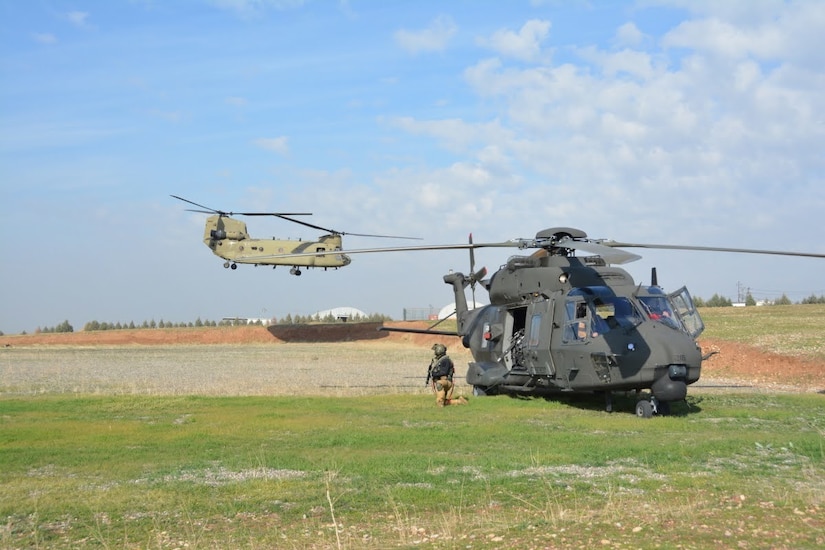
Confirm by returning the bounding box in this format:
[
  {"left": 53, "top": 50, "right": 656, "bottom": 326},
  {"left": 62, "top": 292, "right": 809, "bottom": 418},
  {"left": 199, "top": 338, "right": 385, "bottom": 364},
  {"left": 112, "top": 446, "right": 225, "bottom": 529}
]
[{"left": 432, "top": 343, "right": 447, "bottom": 356}]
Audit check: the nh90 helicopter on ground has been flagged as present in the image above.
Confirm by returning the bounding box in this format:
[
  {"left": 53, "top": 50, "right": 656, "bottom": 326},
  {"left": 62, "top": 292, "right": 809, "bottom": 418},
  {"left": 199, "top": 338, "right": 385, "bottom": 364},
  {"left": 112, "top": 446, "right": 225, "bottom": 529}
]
[
  {"left": 172, "top": 195, "right": 419, "bottom": 275},
  {"left": 260, "top": 227, "right": 824, "bottom": 416}
]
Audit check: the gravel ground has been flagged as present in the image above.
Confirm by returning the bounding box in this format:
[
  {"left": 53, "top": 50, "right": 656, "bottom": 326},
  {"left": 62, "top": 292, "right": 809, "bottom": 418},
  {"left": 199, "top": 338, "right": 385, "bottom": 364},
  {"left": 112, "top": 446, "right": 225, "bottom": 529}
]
[{"left": 2, "top": 339, "right": 819, "bottom": 399}]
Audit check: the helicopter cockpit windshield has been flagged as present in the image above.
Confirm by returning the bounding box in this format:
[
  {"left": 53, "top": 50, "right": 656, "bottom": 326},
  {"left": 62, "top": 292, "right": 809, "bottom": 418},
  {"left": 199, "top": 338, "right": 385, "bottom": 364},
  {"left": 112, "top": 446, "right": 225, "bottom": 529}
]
[{"left": 637, "top": 289, "right": 683, "bottom": 331}]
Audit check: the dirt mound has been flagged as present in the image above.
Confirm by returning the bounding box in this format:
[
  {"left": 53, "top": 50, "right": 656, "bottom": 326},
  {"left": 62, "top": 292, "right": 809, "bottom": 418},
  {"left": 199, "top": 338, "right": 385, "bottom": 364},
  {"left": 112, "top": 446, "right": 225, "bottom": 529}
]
[
  {"left": 0, "top": 321, "right": 445, "bottom": 348},
  {"left": 698, "top": 337, "right": 824, "bottom": 391},
  {"left": 268, "top": 322, "right": 389, "bottom": 342}
]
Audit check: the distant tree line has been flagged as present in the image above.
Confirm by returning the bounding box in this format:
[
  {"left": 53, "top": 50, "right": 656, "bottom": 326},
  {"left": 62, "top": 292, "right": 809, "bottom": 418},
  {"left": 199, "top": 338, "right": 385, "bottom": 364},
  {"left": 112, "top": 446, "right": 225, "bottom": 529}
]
[
  {"left": 16, "top": 297, "right": 825, "bottom": 336},
  {"left": 693, "top": 293, "right": 825, "bottom": 307},
  {"left": 78, "top": 313, "right": 392, "bottom": 332},
  {"left": 275, "top": 312, "right": 392, "bottom": 324},
  {"left": 34, "top": 320, "right": 75, "bottom": 334}
]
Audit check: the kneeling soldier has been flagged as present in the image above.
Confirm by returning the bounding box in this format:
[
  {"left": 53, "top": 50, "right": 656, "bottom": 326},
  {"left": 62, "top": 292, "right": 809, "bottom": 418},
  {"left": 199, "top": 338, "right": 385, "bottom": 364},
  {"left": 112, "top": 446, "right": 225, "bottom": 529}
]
[{"left": 427, "top": 343, "right": 455, "bottom": 407}]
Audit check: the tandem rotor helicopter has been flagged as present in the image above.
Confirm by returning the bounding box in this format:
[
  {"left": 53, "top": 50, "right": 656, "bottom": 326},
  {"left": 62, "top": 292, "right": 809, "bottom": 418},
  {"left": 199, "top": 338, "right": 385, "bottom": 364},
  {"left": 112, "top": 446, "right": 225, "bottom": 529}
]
[
  {"left": 171, "top": 195, "right": 420, "bottom": 275},
  {"left": 255, "top": 227, "right": 825, "bottom": 417}
]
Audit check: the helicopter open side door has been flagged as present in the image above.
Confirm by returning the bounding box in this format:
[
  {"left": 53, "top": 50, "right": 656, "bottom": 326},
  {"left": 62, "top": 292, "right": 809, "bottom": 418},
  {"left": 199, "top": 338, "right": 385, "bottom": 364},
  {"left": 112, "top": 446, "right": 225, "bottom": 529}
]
[
  {"left": 521, "top": 299, "right": 556, "bottom": 377},
  {"left": 669, "top": 286, "right": 704, "bottom": 338}
]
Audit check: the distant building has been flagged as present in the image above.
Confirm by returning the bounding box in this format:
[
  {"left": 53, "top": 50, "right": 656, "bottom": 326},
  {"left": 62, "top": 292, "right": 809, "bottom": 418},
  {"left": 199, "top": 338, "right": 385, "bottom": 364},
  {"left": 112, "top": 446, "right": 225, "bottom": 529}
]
[
  {"left": 222, "top": 317, "right": 273, "bottom": 325},
  {"left": 437, "top": 301, "right": 486, "bottom": 320},
  {"left": 311, "top": 307, "right": 367, "bottom": 322}
]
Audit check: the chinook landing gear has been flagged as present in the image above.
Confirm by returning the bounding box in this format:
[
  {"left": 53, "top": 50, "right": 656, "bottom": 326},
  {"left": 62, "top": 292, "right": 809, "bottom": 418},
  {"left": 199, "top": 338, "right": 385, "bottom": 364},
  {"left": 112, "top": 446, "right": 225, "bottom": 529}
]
[
  {"left": 223, "top": 261, "right": 238, "bottom": 270},
  {"left": 289, "top": 267, "right": 302, "bottom": 276}
]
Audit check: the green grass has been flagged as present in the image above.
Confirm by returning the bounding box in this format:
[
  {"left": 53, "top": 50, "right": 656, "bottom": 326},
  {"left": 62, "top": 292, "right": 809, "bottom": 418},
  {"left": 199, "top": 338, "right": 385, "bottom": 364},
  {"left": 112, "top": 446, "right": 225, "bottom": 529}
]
[
  {"left": 699, "top": 304, "right": 825, "bottom": 360},
  {"left": 2, "top": 393, "right": 823, "bottom": 549}
]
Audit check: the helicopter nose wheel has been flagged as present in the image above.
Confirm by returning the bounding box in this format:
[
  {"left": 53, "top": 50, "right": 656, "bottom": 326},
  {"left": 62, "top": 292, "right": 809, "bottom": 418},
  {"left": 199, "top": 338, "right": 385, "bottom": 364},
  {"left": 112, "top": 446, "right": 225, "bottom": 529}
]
[
  {"left": 230, "top": 263, "right": 238, "bottom": 270},
  {"left": 635, "top": 396, "right": 670, "bottom": 418},
  {"left": 635, "top": 400, "right": 653, "bottom": 419},
  {"left": 290, "top": 267, "right": 302, "bottom": 276}
]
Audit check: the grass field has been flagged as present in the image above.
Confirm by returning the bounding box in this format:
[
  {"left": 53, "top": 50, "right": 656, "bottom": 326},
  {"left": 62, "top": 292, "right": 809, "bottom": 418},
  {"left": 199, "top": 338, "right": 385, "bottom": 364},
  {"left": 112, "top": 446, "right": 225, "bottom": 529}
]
[
  {"left": 1, "top": 393, "right": 823, "bottom": 549},
  {"left": 1, "top": 305, "right": 824, "bottom": 548}
]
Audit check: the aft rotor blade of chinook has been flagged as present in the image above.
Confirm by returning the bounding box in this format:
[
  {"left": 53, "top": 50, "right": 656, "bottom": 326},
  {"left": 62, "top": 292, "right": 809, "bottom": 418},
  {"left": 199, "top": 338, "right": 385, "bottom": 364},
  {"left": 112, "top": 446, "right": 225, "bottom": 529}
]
[
  {"left": 555, "top": 237, "right": 642, "bottom": 265},
  {"left": 601, "top": 241, "right": 825, "bottom": 259},
  {"left": 272, "top": 215, "right": 420, "bottom": 240},
  {"left": 233, "top": 211, "right": 312, "bottom": 216}
]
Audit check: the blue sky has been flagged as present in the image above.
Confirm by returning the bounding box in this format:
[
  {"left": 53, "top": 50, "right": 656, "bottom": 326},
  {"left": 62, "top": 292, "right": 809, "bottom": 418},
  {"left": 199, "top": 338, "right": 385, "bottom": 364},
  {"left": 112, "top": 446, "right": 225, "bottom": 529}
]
[{"left": 2, "top": 0, "right": 824, "bottom": 334}]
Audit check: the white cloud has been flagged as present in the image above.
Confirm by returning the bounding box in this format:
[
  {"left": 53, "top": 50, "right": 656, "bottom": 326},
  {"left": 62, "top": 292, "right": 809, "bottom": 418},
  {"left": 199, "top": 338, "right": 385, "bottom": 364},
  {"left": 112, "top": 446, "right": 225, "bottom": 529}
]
[
  {"left": 210, "top": 0, "right": 307, "bottom": 14},
  {"left": 577, "top": 46, "right": 657, "bottom": 80},
  {"left": 480, "top": 19, "right": 551, "bottom": 62},
  {"left": 253, "top": 136, "right": 290, "bottom": 155},
  {"left": 404, "top": 3, "right": 825, "bottom": 253},
  {"left": 32, "top": 33, "right": 57, "bottom": 44},
  {"left": 66, "top": 11, "right": 91, "bottom": 28},
  {"left": 394, "top": 15, "right": 457, "bottom": 54},
  {"left": 389, "top": 116, "right": 512, "bottom": 155},
  {"left": 614, "top": 22, "right": 645, "bottom": 47}
]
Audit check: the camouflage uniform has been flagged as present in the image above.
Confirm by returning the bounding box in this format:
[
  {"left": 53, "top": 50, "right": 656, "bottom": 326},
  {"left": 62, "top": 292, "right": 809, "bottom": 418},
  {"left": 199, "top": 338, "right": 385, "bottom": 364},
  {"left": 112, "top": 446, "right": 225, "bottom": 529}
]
[{"left": 428, "top": 343, "right": 455, "bottom": 407}]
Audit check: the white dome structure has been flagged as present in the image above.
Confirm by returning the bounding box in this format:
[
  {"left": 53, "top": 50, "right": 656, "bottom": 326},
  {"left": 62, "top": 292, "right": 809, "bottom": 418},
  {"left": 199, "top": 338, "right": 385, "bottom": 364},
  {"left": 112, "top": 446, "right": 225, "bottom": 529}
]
[
  {"left": 312, "top": 306, "right": 367, "bottom": 321},
  {"left": 437, "top": 301, "right": 486, "bottom": 320}
]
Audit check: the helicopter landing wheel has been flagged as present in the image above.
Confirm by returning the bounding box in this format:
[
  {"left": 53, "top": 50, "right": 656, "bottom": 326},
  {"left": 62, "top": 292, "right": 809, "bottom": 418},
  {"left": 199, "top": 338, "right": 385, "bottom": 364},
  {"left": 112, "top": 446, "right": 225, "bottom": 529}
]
[
  {"left": 223, "top": 262, "right": 231, "bottom": 269},
  {"left": 230, "top": 263, "right": 238, "bottom": 270},
  {"left": 290, "top": 267, "right": 302, "bottom": 276},
  {"left": 635, "top": 400, "right": 653, "bottom": 419}
]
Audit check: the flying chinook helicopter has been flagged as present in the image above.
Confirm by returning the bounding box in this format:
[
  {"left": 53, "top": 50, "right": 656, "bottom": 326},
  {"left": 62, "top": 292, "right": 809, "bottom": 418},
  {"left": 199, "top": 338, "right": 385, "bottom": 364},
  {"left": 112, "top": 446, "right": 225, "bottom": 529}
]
[
  {"left": 171, "top": 195, "right": 420, "bottom": 275},
  {"left": 255, "top": 227, "right": 825, "bottom": 417}
]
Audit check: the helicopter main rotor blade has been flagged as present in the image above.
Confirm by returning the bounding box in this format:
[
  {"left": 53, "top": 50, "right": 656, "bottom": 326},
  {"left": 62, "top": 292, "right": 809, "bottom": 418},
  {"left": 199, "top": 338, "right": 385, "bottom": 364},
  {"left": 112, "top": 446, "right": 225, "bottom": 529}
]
[
  {"left": 272, "top": 215, "right": 420, "bottom": 240},
  {"left": 171, "top": 195, "right": 311, "bottom": 216},
  {"left": 171, "top": 195, "right": 226, "bottom": 215},
  {"left": 601, "top": 241, "right": 825, "bottom": 259},
  {"left": 555, "top": 237, "right": 642, "bottom": 265}
]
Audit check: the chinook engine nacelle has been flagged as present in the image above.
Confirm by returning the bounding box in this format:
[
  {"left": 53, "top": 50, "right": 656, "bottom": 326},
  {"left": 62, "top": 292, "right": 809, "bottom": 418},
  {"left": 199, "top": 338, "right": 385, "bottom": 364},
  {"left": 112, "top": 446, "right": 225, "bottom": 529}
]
[{"left": 209, "top": 228, "right": 247, "bottom": 241}]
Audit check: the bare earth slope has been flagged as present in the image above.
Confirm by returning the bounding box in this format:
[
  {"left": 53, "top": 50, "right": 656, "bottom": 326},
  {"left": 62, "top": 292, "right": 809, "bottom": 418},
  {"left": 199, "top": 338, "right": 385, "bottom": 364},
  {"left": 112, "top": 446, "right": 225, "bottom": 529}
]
[{"left": 2, "top": 323, "right": 823, "bottom": 392}]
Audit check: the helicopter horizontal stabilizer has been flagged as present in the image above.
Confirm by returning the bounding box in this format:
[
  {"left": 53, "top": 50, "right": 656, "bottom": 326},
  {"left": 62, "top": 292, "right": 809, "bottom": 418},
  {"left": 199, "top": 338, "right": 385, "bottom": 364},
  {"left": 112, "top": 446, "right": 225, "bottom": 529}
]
[{"left": 378, "top": 326, "right": 459, "bottom": 337}]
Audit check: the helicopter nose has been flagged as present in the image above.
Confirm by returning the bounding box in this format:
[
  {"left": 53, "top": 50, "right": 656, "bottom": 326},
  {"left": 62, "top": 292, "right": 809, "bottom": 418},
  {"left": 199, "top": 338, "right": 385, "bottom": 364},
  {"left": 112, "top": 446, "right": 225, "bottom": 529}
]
[{"left": 341, "top": 254, "right": 352, "bottom": 265}]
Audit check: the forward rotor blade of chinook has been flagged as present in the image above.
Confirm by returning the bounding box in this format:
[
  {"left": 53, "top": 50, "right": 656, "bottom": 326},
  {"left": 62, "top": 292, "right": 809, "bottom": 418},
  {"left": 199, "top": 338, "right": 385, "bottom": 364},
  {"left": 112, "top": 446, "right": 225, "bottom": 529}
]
[
  {"left": 171, "top": 195, "right": 311, "bottom": 217},
  {"left": 600, "top": 241, "right": 825, "bottom": 260}
]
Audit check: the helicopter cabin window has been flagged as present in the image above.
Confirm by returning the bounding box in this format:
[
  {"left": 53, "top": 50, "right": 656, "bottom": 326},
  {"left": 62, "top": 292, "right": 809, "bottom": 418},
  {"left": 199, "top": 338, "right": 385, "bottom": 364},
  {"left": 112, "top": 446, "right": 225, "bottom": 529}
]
[
  {"left": 527, "top": 314, "right": 542, "bottom": 347},
  {"left": 564, "top": 288, "right": 642, "bottom": 342},
  {"left": 563, "top": 301, "right": 590, "bottom": 343}
]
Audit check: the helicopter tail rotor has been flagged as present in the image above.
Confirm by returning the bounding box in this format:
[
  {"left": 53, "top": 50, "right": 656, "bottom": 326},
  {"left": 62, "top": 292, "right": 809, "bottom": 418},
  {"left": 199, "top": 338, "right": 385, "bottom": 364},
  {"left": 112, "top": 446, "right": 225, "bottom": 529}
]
[{"left": 467, "top": 233, "right": 488, "bottom": 302}]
